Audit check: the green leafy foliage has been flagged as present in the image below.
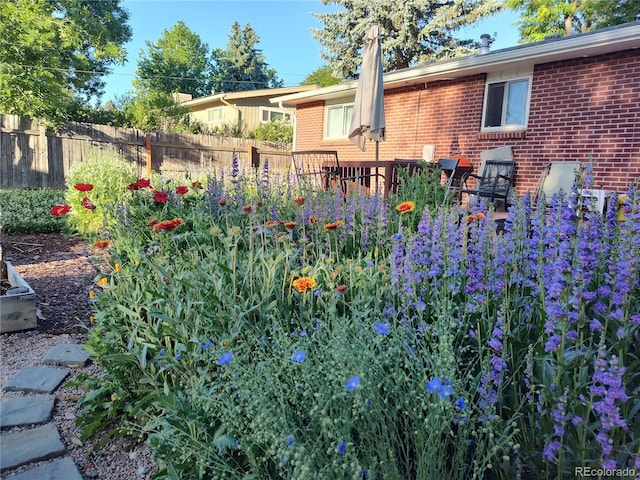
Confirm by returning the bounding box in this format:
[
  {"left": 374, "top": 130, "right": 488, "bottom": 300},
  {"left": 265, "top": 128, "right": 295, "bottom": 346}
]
[
  {"left": 74, "top": 164, "right": 640, "bottom": 479},
  {"left": 301, "top": 65, "right": 343, "bottom": 87},
  {"left": 64, "top": 148, "right": 138, "bottom": 236},
  {"left": 0, "top": 0, "right": 131, "bottom": 125},
  {"left": 250, "top": 120, "right": 293, "bottom": 144},
  {"left": 0, "top": 189, "right": 66, "bottom": 233}
]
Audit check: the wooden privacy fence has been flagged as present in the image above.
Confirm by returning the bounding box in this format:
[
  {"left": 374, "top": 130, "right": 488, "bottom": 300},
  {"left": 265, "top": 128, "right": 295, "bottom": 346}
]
[{"left": 0, "top": 114, "right": 293, "bottom": 189}]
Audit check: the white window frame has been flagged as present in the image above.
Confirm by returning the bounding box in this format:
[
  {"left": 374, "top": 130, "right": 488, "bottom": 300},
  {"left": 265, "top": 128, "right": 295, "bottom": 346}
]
[
  {"left": 481, "top": 69, "right": 533, "bottom": 132},
  {"left": 207, "top": 107, "right": 225, "bottom": 124},
  {"left": 259, "top": 107, "right": 292, "bottom": 124},
  {"left": 324, "top": 102, "right": 354, "bottom": 139}
]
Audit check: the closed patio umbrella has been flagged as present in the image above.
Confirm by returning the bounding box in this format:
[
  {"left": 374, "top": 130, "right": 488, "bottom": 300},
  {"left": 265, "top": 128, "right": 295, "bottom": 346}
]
[{"left": 348, "top": 24, "right": 385, "bottom": 160}]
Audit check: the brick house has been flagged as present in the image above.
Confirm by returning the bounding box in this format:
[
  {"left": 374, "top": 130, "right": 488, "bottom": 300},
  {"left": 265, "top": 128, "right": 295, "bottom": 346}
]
[{"left": 271, "top": 21, "right": 640, "bottom": 197}]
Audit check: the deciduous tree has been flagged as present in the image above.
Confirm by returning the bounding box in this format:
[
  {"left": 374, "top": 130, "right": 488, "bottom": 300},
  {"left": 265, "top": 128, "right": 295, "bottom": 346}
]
[
  {"left": 134, "top": 20, "right": 214, "bottom": 97},
  {"left": 302, "top": 65, "right": 343, "bottom": 87},
  {"left": 506, "top": 0, "right": 640, "bottom": 42},
  {"left": 311, "top": 0, "right": 501, "bottom": 79},
  {"left": 0, "top": 0, "right": 131, "bottom": 124}
]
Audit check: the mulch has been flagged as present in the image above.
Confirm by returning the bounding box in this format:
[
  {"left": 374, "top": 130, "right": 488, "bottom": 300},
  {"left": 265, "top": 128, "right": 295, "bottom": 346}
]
[{"left": 1, "top": 233, "right": 99, "bottom": 334}]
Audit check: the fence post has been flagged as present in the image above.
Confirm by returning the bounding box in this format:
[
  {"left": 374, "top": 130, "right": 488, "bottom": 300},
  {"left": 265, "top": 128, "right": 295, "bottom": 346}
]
[
  {"left": 38, "top": 124, "right": 48, "bottom": 188},
  {"left": 248, "top": 145, "right": 259, "bottom": 169},
  {"left": 145, "top": 132, "right": 151, "bottom": 179}
]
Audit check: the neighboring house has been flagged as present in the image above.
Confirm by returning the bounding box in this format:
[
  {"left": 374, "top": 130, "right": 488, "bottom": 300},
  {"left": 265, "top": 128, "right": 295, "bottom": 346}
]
[
  {"left": 272, "top": 22, "right": 640, "bottom": 198},
  {"left": 180, "top": 85, "right": 318, "bottom": 133}
]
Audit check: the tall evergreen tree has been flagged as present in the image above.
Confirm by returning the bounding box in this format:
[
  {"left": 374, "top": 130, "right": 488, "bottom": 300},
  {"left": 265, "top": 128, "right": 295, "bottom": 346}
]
[
  {"left": 134, "top": 20, "right": 213, "bottom": 97},
  {"left": 0, "top": 0, "right": 131, "bottom": 124},
  {"left": 312, "top": 0, "right": 501, "bottom": 79},
  {"left": 506, "top": 0, "right": 640, "bottom": 42},
  {"left": 213, "top": 21, "right": 283, "bottom": 92}
]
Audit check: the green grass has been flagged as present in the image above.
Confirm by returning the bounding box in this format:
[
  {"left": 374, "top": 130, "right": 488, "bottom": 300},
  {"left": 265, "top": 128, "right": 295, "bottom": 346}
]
[{"left": 0, "top": 188, "right": 67, "bottom": 233}]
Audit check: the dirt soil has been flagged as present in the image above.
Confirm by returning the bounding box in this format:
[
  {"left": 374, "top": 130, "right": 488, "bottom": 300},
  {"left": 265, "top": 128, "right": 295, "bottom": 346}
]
[{"left": 1, "top": 233, "right": 99, "bottom": 334}]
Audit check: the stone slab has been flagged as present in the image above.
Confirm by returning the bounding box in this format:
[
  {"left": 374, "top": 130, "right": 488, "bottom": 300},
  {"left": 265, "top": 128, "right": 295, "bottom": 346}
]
[
  {"left": 5, "top": 457, "right": 83, "bottom": 480},
  {"left": 0, "top": 423, "right": 65, "bottom": 472},
  {"left": 2, "top": 366, "right": 70, "bottom": 394},
  {"left": 0, "top": 395, "right": 56, "bottom": 429},
  {"left": 43, "top": 343, "right": 90, "bottom": 367}
]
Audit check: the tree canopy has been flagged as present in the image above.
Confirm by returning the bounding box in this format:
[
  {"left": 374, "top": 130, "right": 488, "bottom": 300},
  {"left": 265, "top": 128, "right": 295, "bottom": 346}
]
[
  {"left": 301, "top": 65, "right": 343, "bottom": 87},
  {"left": 213, "top": 21, "right": 283, "bottom": 92},
  {"left": 134, "top": 20, "right": 213, "bottom": 97},
  {"left": 311, "top": 0, "right": 501, "bottom": 79},
  {"left": 0, "top": 0, "right": 131, "bottom": 124},
  {"left": 506, "top": 0, "right": 640, "bottom": 42}
]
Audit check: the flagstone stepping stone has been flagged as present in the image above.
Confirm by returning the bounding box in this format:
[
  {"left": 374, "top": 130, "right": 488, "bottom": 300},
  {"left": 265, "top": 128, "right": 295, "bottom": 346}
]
[
  {"left": 0, "top": 423, "right": 65, "bottom": 472},
  {"left": 0, "top": 395, "right": 56, "bottom": 429},
  {"left": 43, "top": 343, "right": 90, "bottom": 367},
  {"left": 5, "top": 457, "right": 83, "bottom": 480},
  {"left": 2, "top": 366, "right": 69, "bottom": 394}
]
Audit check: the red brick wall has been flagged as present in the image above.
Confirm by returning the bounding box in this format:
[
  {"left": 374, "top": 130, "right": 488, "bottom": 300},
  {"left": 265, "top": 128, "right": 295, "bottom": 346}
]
[{"left": 295, "top": 49, "right": 640, "bottom": 196}]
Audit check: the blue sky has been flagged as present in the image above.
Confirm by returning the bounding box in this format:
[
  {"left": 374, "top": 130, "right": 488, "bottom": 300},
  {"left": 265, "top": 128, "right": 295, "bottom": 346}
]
[{"left": 101, "top": 0, "right": 521, "bottom": 103}]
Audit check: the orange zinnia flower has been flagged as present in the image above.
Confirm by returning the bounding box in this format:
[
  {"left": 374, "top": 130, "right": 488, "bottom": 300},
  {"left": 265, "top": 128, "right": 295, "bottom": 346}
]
[
  {"left": 51, "top": 204, "right": 72, "bottom": 217},
  {"left": 292, "top": 276, "right": 318, "bottom": 293},
  {"left": 395, "top": 201, "right": 415, "bottom": 214},
  {"left": 324, "top": 220, "right": 342, "bottom": 230},
  {"left": 74, "top": 183, "right": 93, "bottom": 192},
  {"left": 93, "top": 240, "right": 110, "bottom": 249}
]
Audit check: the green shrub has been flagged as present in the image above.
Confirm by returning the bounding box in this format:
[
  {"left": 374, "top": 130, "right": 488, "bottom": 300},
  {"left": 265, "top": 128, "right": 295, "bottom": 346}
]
[
  {"left": 250, "top": 120, "right": 293, "bottom": 144},
  {"left": 0, "top": 188, "right": 66, "bottom": 233},
  {"left": 65, "top": 147, "right": 138, "bottom": 236}
]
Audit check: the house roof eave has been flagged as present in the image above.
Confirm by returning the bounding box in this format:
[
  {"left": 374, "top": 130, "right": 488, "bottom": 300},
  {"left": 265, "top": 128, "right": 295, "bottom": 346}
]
[{"left": 272, "top": 21, "right": 640, "bottom": 106}]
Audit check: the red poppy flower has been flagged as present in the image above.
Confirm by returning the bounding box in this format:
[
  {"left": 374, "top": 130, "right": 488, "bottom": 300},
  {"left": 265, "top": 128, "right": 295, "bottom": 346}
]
[
  {"left": 137, "top": 178, "right": 151, "bottom": 188},
  {"left": 294, "top": 197, "right": 305, "bottom": 206},
  {"left": 127, "top": 182, "right": 140, "bottom": 190},
  {"left": 219, "top": 198, "right": 227, "bottom": 206},
  {"left": 147, "top": 219, "right": 159, "bottom": 228},
  {"left": 74, "top": 183, "right": 93, "bottom": 192},
  {"left": 191, "top": 181, "right": 204, "bottom": 189},
  {"left": 153, "top": 190, "right": 170, "bottom": 204},
  {"left": 93, "top": 240, "right": 110, "bottom": 249},
  {"left": 81, "top": 197, "right": 96, "bottom": 210},
  {"left": 175, "top": 185, "right": 189, "bottom": 195},
  {"left": 242, "top": 205, "right": 252, "bottom": 213},
  {"left": 51, "top": 204, "right": 71, "bottom": 216}
]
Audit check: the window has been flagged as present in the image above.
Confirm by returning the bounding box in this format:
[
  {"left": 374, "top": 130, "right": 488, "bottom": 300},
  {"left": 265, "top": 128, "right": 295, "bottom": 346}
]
[
  {"left": 207, "top": 107, "right": 224, "bottom": 124},
  {"left": 260, "top": 107, "right": 292, "bottom": 123},
  {"left": 482, "top": 72, "right": 532, "bottom": 130},
  {"left": 324, "top": 103, "right": 354, "bottom": 138}
]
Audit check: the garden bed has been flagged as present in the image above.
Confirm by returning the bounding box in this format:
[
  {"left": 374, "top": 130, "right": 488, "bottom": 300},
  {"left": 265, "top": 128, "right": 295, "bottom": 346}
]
[{"left": 0, "top": 260, "right": 37, "bottom": 333}]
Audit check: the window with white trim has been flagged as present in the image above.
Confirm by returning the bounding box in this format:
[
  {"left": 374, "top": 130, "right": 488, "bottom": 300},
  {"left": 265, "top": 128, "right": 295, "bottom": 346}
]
[
  {"left": 324, "top": 103, "right": 354, "bottom": 139},
  {"left": 482, "top": 70, "right": 532, "bottom": 130},
  {"left": 260, "top": 107, "right": 292, "bottom": 123},
  {"left": 207, "top": 107, "right": 224, "bottom": 124}
]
